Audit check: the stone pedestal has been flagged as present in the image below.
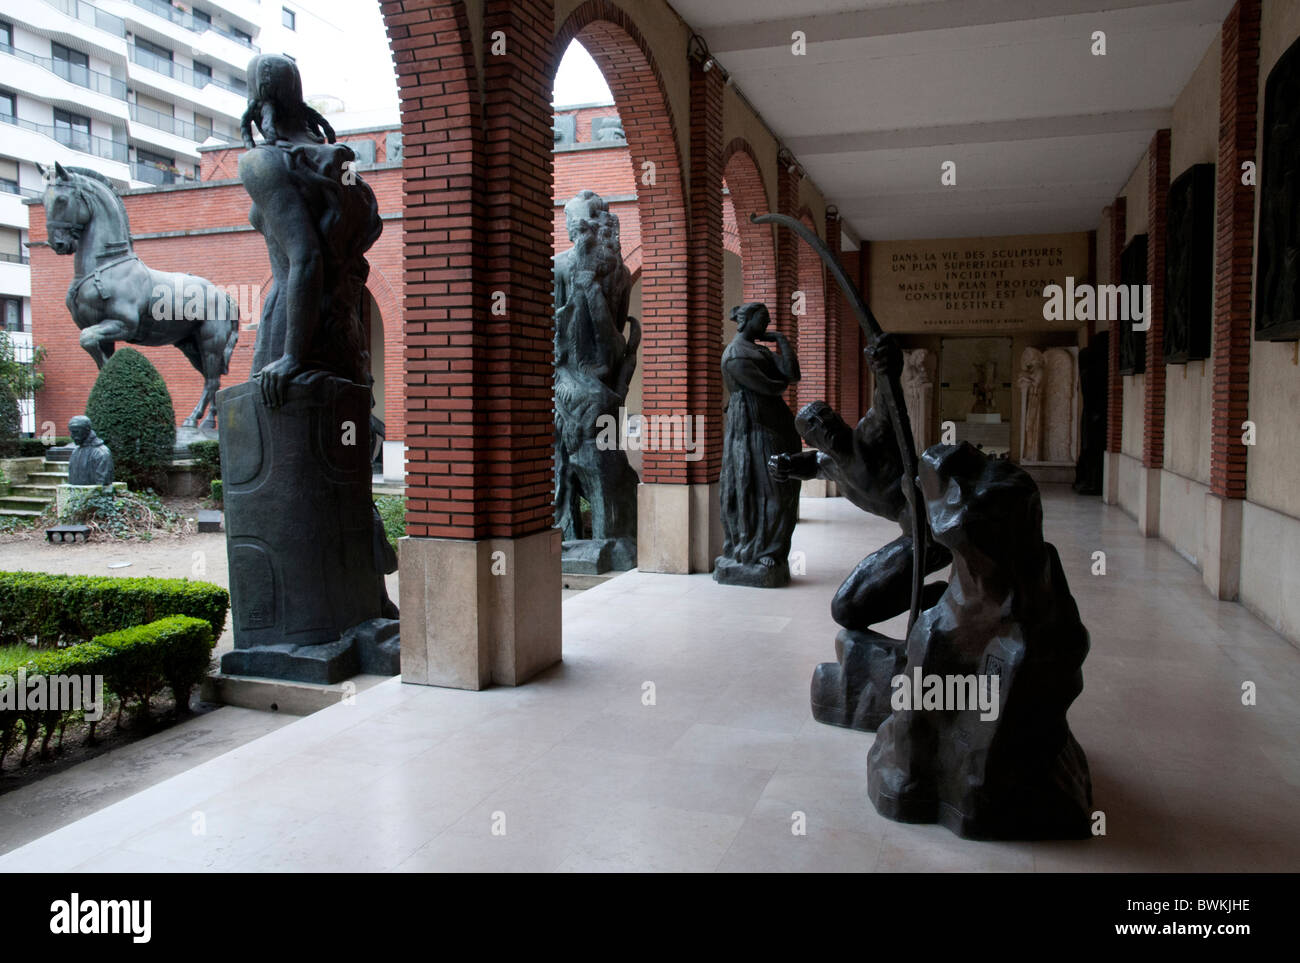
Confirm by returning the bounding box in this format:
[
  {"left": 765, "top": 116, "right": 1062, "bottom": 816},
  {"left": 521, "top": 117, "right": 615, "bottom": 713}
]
[
  {"left": 1102, "top": 450, "right": 1120, "bottom": 505},
  {"left": 217, "top": 376, "right": 395, "bottom": 684},
  {"left": 399, "top": 528, "right": 562, "bottom": 689},
  {"left": 56, "top": 482, "right": 126, "bottom": 517},
  {"left": 637, "top": 482, "right": 721, "bottom": 574},
  {"left": 801, "top": 478, "right": 838, "bottom": 498},
  {"left": 1203, "top": 492, "right": 1243, "bottom": 600}
]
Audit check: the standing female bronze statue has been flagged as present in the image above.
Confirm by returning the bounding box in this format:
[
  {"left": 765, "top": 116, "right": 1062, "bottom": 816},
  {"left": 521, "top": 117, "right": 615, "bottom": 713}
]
[
  {"left": 218, "top": 54, "right": 397, "bottom": 683},
  {"left": 715, "top": 302, "right": 803, "bottom": 588}
]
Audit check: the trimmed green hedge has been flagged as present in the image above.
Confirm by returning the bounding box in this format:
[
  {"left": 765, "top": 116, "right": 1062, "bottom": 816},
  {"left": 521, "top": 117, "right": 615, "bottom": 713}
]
[
  {"left": 85, "top": 347, "right": 176, "bottom": 489},
  {"left": 0, "top": 615, "right": 215, "bottom": 766},
  {"left": 0, "top": 571, "right": 229, "bottom": 648}
]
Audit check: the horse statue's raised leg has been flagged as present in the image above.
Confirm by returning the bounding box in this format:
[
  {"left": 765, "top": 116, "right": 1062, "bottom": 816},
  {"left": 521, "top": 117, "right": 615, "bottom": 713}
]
[{"left": 77, "top": 319, "right": 133, "bottom": 369}]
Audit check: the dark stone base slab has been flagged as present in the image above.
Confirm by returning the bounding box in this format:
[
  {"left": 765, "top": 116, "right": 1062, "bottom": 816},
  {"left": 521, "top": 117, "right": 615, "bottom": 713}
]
[
  {"left": 221, "top": 618, "right": 401, "bottom": 684},
  {"left": 197, "top": 510, "right": 223, "bottom": 533},
  {"left": 712, "top": 555, "right": 790, "bottom": 588},
  {"left": 810, "top": 628, "right": 907, "bottom": 731},
  {"left": 561, "top": 537, "right": 636, "bottom": 574}
]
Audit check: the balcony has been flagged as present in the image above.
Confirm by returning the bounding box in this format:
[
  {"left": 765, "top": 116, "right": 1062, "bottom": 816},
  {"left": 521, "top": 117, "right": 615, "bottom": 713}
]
[
  {"left": 129, "top": 102, "right": 217, "bottom": 143},
  {"left": 128, "top": 0, "right": 258, "bottom": 51},
  {"left": 129, "top": 159, "right": 198, "bottom": 186},
  {"left": 0, "top": 252, "right": 30, "bottom": 265},
  {"left": 39, "top": 0, "right": 125, "bottom": 38},
  {"left": 0, "top": 42, "right": 127, "bottom": 100},
  {"left": 128, "top": 43, "right": 245, "bottom": 97},
  {"left": 0, "top": 112, "right": 129, "bottom": 164}
]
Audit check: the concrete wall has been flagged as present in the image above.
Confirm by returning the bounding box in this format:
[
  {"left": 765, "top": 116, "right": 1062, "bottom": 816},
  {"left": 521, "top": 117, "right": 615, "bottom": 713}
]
[{"left": 1163, "top": 32, "right": 1220, "bottom": 489}]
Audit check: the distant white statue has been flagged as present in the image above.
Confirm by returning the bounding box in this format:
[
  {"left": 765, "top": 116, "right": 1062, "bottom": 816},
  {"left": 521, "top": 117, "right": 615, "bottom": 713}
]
[
  {"left": 1019, "top": 346, "right": 1080, "bottom": 464},
  {"left": 1043, "top": 347, "right": 1080, "bottom": 463},
  {"left": 1018, "top": 348, "right": 1045, "bottom": 461},
  {"left": 901, "top": 348, "right": 934, "bottom": 453}
]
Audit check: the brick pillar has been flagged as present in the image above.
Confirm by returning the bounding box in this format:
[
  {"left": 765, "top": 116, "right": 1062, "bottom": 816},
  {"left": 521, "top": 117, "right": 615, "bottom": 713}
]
[
  {"left": 1143, "top": 129, "right": 1171, "bottom": 471},
  {"left": 838, "top": 246, "right": 863, "bottom": 426},
  {"left": 775, "top": 157, "right": 801, "bottom": 408},
  {"left": 678, "top": 54, "right": 725, "bottom": 571},
  {"left": 1205, "top": 0, "right": 1260, "bottom": 599},
  {"left": 1103, "top": 198, "right": 1125, "bottom": 505},
  {"left": 824, "top": 210, "right": 842, "bottom": 417},
  {"left": 1134, "top": 129, "right": 1170, "bottom": 535},
  {"left": 386, "top": 0, "right": 561, "bottom": 689}
]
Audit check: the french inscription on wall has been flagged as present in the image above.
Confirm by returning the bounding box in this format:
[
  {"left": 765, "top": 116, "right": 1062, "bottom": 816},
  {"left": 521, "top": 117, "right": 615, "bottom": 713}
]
[{"left": 867, "top": 232, "right": 1091, "bottom": 333}]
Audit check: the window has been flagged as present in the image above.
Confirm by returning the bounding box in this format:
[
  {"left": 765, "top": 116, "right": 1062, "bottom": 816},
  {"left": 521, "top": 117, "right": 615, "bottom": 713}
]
[
  {"left": 0, "top": 90, "right": 14, "bottom": 121},
  {"left": 0, "top": 157, "right": 17, "bottom": 195},
  {"left": 282, "top": 7, "right": 295, "bottom": 30},
  {"left": 135, "top": 37, "right": 174, "bottom": 65},
  {"left": 191, "top": 7, "right": 211, "bottom": 26},
  {"left": 231, "top": 27, "right": 252, "bottom": 44},
  {"left": 135, "top": 147, "right": 177, "bottom": 185},
  {"left": 192, "top": 60, "right": 212, "bottom": 81},
  {"left": 0, "top": 19, "right": 13, "bottom": 49},
  {"left": 53, "top": 108, "right": 92, "bottom": 152},
  {"left": 52, "top": 42, "right": 91, "bottom": 88},
  {"left": 2, "top": 297, "right": 22, "bottom": 333}
]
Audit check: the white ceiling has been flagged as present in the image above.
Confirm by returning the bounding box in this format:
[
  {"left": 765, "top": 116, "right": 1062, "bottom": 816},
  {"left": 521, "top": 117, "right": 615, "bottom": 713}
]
[{"left": 672, "top": 0, "right": 1234, "bottom": 240}]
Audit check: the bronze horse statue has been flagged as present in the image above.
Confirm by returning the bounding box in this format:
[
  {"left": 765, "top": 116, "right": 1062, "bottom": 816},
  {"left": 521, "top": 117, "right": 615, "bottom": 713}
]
[{"left": 38, "top": 162, "right": 238, "bottom": 428}]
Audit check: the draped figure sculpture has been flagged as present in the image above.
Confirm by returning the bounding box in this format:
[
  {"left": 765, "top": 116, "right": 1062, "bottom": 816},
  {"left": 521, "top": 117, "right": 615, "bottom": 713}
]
[
  {"left": 715, "top": 302, "right": 803, "bottom": 588},
  {"left": 216, "top": 54, "right": 398, "bottom": 684},
  {"left": 553, "top": 190, "right": 640, "bottom": 574}
]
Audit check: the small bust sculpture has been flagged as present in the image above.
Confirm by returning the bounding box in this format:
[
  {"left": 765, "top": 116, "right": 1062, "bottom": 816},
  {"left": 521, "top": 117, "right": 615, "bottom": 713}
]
[{"left": 67, "top": 415, "right": 114, "bottom": 488}]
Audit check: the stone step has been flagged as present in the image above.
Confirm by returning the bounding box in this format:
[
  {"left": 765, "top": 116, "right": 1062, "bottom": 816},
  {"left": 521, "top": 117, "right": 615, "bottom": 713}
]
[
  {"left": 31, "top": 471, "right": 69, "bottom": 482},
  {"left": 0, "top": 507, "right": 43, "bottom": 518},
  {"left": 10, "top": 485, "right": 58, "bottom": 499},
  {"left": 0, "top": 495, "right": 52, "bottom": 509}
]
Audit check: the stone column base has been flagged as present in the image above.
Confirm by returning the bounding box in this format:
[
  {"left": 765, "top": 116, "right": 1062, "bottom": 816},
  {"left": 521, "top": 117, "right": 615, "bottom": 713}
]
[
  {"left": 1136, "top": 465, "right": 1161, "bottom": 537},
  {"left": 1101, "top": 451, "right": 1120, "bottom": 506},
  {"left": 1202, "top": 493, "right": 1243, "bottom": 600},
  {"left": 638, "top": 482, "right": 721, "bottom": 574},
  {"left": 801, "top": 478, "right": 839, "bottom": 498},
  {"left": 399, "top": 528, "right": 562, "bottom": 690}
]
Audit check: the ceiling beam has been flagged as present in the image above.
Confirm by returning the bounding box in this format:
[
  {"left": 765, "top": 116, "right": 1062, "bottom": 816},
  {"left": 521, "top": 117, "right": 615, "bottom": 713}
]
[
  {"left": 704, "top": 0, "right": 1221, "bottom": 54},
  {"left": 787, "top": 109, "right": 1171, "bottom": 156}
]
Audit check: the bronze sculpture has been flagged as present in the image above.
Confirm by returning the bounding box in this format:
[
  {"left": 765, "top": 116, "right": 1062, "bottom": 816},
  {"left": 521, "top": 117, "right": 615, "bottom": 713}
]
[
  {"left": 553, "top": 190, "right": 640, "bottom": 573},
  {"left": 66, "top": 416, "right": 114, "bottom": 488},
  {"left": 39, "top": 163, "right": 239, "bottom": 429},
  {"left": 216, "top": 54, "right": 397, "bottom": 683},
  {"left": 715, "top": 302, "right": 802, "bottom": 587}
]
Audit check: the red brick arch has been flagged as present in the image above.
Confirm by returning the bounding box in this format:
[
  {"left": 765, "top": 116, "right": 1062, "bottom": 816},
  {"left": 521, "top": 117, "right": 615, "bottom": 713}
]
[
  {"left": 721, "top": 138, "right": 776, "bottom": 311},
  {"left": 555, "top": 1, "right": 689, "bottom": 484}
]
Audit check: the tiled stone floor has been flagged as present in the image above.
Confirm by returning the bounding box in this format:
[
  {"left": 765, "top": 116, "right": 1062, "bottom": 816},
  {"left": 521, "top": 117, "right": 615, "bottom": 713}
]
[{"left": 3, "top": 489, "right": 1298, "bottom": 872}]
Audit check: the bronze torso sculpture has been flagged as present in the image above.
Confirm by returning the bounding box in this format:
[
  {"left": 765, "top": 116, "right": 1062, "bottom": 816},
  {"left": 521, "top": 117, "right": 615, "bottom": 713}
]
[{"left": 66, "top": 415, "right": 113, "bottom": 488}]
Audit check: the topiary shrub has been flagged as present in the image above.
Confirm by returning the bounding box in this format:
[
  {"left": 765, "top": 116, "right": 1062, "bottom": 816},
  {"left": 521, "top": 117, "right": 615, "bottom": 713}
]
[
  {"left": 0, "top": 382, "right": 19, "bottom": 459},
  {"left": 84, "top": 348, "right": 176, "bottom": 489},
  {"left": 210, "top": 478, "right": 223, "bottom": 506}
]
